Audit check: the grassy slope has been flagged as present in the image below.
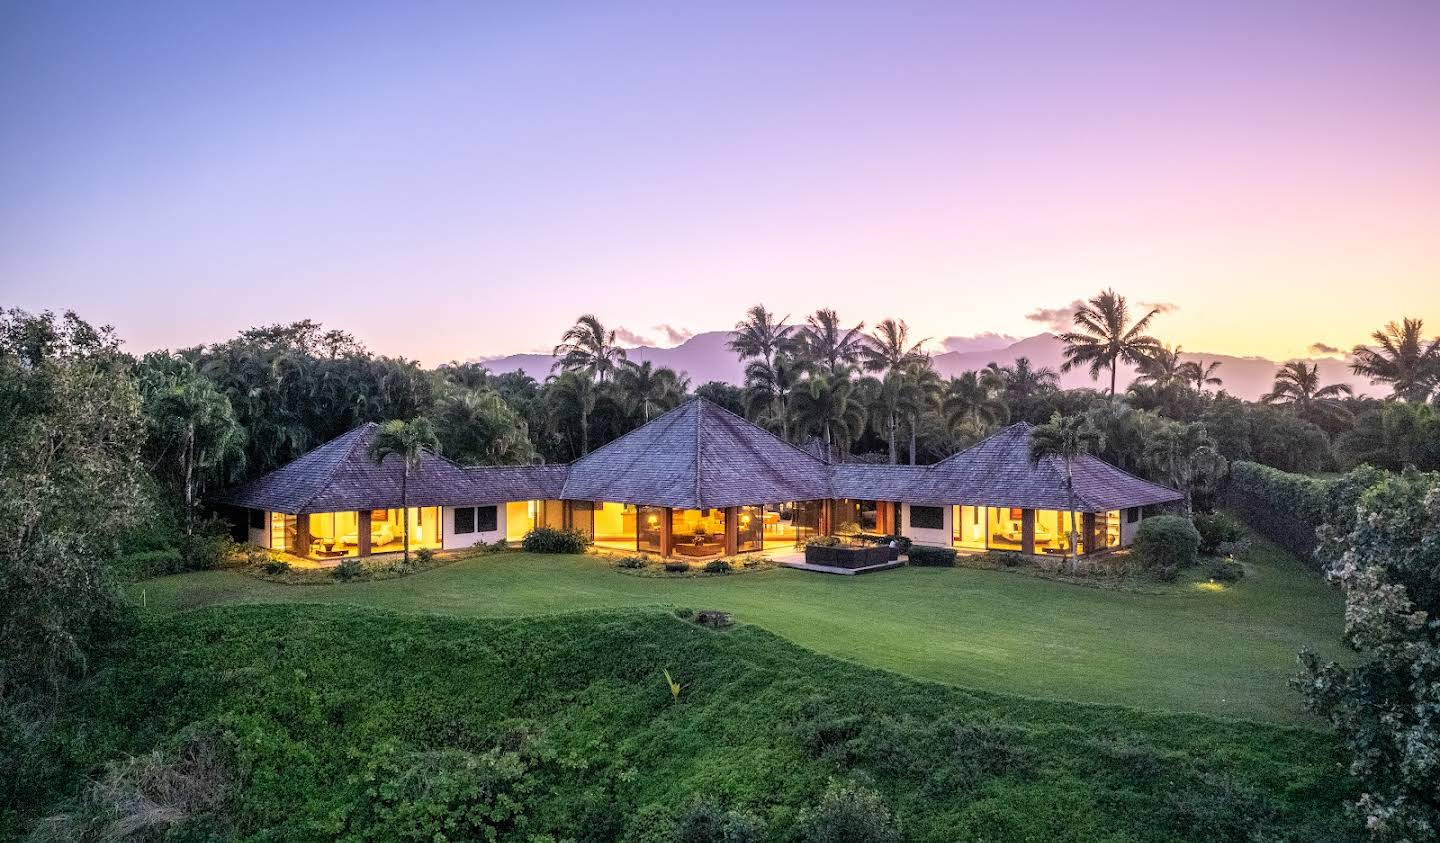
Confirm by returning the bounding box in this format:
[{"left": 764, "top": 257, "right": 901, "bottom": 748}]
[
  {"left": 24, "top": 606, "right": 1356, "bottom": 842},
  {"left": 133, "top": 538, "right": 1343, "bottom": 724}
]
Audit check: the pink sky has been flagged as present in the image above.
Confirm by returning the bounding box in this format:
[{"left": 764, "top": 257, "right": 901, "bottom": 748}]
[{"left": 2, "top": 1, "right": 1437, "bottom": 364}]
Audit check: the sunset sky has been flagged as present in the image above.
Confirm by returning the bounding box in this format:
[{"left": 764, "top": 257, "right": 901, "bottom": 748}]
[{"left": 2, "top": 1, "right": 1437, "bottom": 365}]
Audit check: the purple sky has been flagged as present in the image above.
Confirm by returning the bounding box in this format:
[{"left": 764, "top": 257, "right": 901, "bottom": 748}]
[{"left": 3, "top": 1, "right": 1438, "bottom": 364}]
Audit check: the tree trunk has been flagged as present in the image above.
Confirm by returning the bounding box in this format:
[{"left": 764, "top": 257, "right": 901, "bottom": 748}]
[
  {"left": 182, "top": 422, "right": 196, "bottom": 535},
  {"left": 581, "top": 411, "right": 589, "bottom": 456},
  {"left": 909, "top": 414, "right": 918, "bottom": 466},
  {"left": 1109, "top": 361, "right": 1117, "bottom": 397},
  {"left": 402, "top": 465, "right": 410, "bottom": 564},
  {"left": 1064, "top": 458, "right": 1079, "bottom": 575},
  {"left": 888, "top": 414, "right": 897, "bottom": 464}
]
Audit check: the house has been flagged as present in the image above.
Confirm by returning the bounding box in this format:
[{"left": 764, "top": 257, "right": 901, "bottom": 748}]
[{"left": 217, "top": 397, "right": 1182, "bottom": 561}]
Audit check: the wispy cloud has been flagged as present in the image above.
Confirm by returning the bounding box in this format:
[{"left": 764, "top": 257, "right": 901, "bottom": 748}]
[
  {"left": 612, "top": 324, "right": 694, "bottom": 348},
  {"left": 939, "top": 332, "right": 1017, "bottom": 353},
  {"left": 613, "top": 327, "right": 654, "bottom": 346},
  {"left": 1024, "top": 300, "right": 1086, "bottom": 332},
  {"left": 1139, "top": 300, "right": 1181, "bottom": 315},
  {"left": 1309, "top": 341, "right": 1342, "bottom": 356},
  {"left": 654, "top": 324, "right": 694, "bottom": 345}
]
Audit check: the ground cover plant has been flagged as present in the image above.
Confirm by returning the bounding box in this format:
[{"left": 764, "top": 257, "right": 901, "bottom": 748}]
[{"left": 11, "top": 606, "right": 1358, "bottom": 842}]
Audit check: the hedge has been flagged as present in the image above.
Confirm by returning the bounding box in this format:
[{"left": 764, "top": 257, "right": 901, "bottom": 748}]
[
  {"left": 907, "top": 545, "right": 957, "bottom": 567},
  {"left": 1133, "top": 516, "right": 1201, "bottom": 569},
  {"left": 1227, "top": 462, "right": 1385, "bottom": 565}
]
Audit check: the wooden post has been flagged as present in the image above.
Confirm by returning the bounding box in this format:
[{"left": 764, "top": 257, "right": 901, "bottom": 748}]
[
  {"left": 1021, "top": 509, "right": 1035, "bottom": 556},
  {"left": 296, "top": 513, "right": 312, "bottom": 559},
  {"left": 357, "top": 510, "right": 372, "bottom": 557},
  {"left": 724, "top": 506, "right": 739, "bottom": 556},
  {"left": 659, "top": 508, "right": 673, "bottom": 557}
]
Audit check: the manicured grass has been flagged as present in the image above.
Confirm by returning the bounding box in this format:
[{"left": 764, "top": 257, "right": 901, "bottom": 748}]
[
  {"left": 132, "top": 537, "right": 1343, "bottom": 724},
  {"left": 17, "top": 606, "right": 1357, "bottom": 842}
]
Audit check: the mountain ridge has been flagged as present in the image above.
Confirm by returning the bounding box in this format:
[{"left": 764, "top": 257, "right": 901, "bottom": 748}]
[{"left": 477, "top": 331, "right": 1373, "bottom": 401}]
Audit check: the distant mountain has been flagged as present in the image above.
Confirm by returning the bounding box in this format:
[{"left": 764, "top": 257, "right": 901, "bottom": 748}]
[{"left": 478, "top": 331, "right": 1373, "bottom": 401}]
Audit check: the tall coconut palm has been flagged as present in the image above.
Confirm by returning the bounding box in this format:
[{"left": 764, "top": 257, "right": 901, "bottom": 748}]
[
  {"left": 1058, "top": 289, "right": 1163, "bottom": 396},
  {"left": 1134, "top": 344, "right": 1186, "bottom": 391},
  {"left": 1180, "top": 358, "right": 1223, "bottom": 395},
  {"left": 861, "top": 318, "right": 929, "bottom": 375},
  {"left": 1349, "top": 318, "right": 1440, "bottom": 402},
  {"left": 742, "top": 352, "right": 805, "bottom": 439},
  {"left": 1028, "top": 413, "right": 1103, "bottom": 573},
  {"left": 901, "top": 362, "right": 943, "bottom": 465},
  {"left": 790, "top": 366, "right": 867, "bottom": 457},
  {"left": 1262, "top": 361, "right": 1354, "bottom": 428},
  {"left": 553, "top": 314, "right": 627, "bottom": 383},
  {"left": 798, "top": 309, "right": 868, "bottom": 375},
  {"left": 368, "top": 417, "right": 440, "bottom": 564},
  {"left": 1143, "top": 420, "right": 1223, "bottom": 518},
  {"left": 943, "top": 371, "right": 1008, "bottom": 431},
  {"left": 546, "top": 371, "right": 599, "bottom": 456},
  {"left": 728, "top": 305, "right": 794, "bottom": 365},
  {"left": 616, "top": 360, "right": 689, "bottom": 422}
]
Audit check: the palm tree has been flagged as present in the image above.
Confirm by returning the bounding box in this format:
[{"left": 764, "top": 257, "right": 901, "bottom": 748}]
[
  {"left": 981, "top": 357, "right": 1059, "bottom": 421},
  {"left": 728, "top": 305, "right": 793, "bottom": 365},
  {"left": 1143, "top": 421, "right": 1222, "bottom": 517},
  {"left": 368, "top": 417, "right": 440, "bottom": 564},
  {"left": 861, "top": 318, "right": 928, "bottom": 375},
  {"left": 1262, "top": 361, "right": 1354, "bottom": 428},
  {"left": 546, "top": 371, "right": 599, "bottom": 456},
  {"left": 742, "top": 352, "right": 805, "bottom": 440},
  {"left": 1134, "top": 344, "right": 1186, "bottom": 391},
  {"left": 1180, "top": 358, "right": 1223, "bottom": 395},
  {"left": 1349, "top": 318, "right": 1440, "bottom": 402},
  {"left": 430, "top": 388, "right": 533, "bottom": 465},
  {"left": 1027, "top": 413, "right": 1103, "bottom": 573},
  {"left": 790, "top": 366, "right": 867, "bottom": 457},
  {"left": 901, "top": 362, "right": 943, "bottom": 465},
  {"left": 613, "top": 360, "right": 689, "bottom": 422},
  {"left": 1058, "top": 289, "right": 1163, "bottom": 396},
  {"left": 943, "top": 371, "right": 1008, "bottom": 431},
  {"left": 553, "top": 314, "right": 627, "bottom": 382},
  {"left": 798, "top": 309, "right": 868, "bottom": 375}
]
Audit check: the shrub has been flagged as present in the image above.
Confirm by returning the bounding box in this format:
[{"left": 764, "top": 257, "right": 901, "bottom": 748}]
[
  {"left": 672, "top": 797, "right": 765, "bottom": 843},
  {"left": 262, "top": 558, "right": 291, "bottom": 575},
  {"left": 615, "top": 556, "right": 647, "bottom": 569},
  {"left": 1193, "top": 512, "right": 1244, "bottom": 554},
  {"left": 113, "top": 548, "right": 185, "bottom": 580},
  {"left": 907, "top": 545, "right": 957, "bottom": 567},
  {"left": 884, "top": 535, "right": 913, "bottom": 554},
  {"left": 806, "top": 535, "right": 841, "bottom": 548},
  {"left": 663, "top": 561, "right": 691, "bottom": 573},
  {"left": 673, "top": 607, "right": 695, "bottom": 620},
  {"left": 349, "top": 745, "right": 534, "bottom": 841},
  {"left": 798, "top": 781, "right": 900, "bottom": 843},
  {"left": 702, "top": 559, "right": 731, "bottom": 574},
  {"left": 413, "top": 547, "right": 436, "bottom": 566},
  {"left": 333, "top": 557, "right": 364, "bottom": 581},
  {"left": 1133, "top": 516, "right": 1201, "bottom": 568},
  {"left": 521, "top": 527, "right": 588, "bottom": 554},
  {"left": 178, "top": 529, "right": 235, "bottom": 571},
  {"left": 1152, "top": 564, "right": 1180, "bottom": 583},
  {"left": 1207, "top": 559, "right": 1245, "bottom": 583}
]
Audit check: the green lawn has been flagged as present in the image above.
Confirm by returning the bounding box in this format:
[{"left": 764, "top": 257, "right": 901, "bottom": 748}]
[{"left": 133, "top": 538, "right": 1343, "bottom": 724}]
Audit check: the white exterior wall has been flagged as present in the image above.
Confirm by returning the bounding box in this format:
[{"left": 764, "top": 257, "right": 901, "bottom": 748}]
[
  {"left": 900, "top": 503, "right": 952, "bottom": 548},
  {"left": 1120, "top": 508, "right": 1142, "bottom": 547},
  {"left": 442, "top": 504, "right": 507, "bottom": 549},
  {"left": 249, "top": 511, "right": 270, "bottom": 548}
]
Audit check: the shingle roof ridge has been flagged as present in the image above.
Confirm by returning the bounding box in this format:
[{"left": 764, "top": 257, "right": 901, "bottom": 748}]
[
  {"left": 1074, "top": 451, "right": 1184, "bottom": 503},
  {"left": 692, "top": 395, "right": 832, "bottom": 468},
  {"left": 568, "top": 398, "right": 697, "bottom": 470},
  {"left": 290, "top": 422, "right": 379, "bottom": 514},
  {"left": 694, "top": 396, "right": 705, "bottom": 507},
  {"left": 932, "top": 421, "right": 1031, "bottom": 466}
]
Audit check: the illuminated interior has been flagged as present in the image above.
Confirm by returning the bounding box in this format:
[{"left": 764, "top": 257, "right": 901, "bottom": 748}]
[
  {"left": 736, "top": 505, "right": 763, "bottom": 553},
  {"left": 832, "top": 498, "right": 878, "bottom": 534},
  {"left": 1033, "top": 510, "right": 1080, "bottom": 555},
  {"left": 671, "top": 508, "right": 727, "bottom": 558},
  {"left": 786, "top": 500, "right": 823, "bottom": 547},
  {"left": 540, "top": 499, "right": 566, "bottom": 530},
  {"left": 637, "top": 506, "right": 665, "bottom": 553},
  {"left": 1096, "top": 510, "right": 1121, "bottom": 551},
  {"left": 305, "top": 511, "right": 360, "bottom": 558},
  {"left": 987, "top": 507, "right": 1026, "bottom": 552},
  {"left": 506, "top": 500, "right": 537, "bottom": 542},
  {"left": 269, "top": 513, "right": 296, "bottom": 553},
  {"left": 761, "top": 502, "right": 800, "bottom": 546},
  {"left": 951, "top": 505, "right": 988, "bottom": 550},
  {"left": 593, "top": 501, "right": 639, "bottom": 551}
]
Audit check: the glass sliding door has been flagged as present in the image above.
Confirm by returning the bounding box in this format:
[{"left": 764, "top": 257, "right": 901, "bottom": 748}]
[
  {"left": 306, "top": 511, "right": 360, "bottom": 558},
  {"left": 987, "top": 507, "right": 1025, "bottom": 552},
  {"left": 593, "top": 501, "right": 638, "bottom": 551},
  {"left": 637, "top": 506, "right": 665, "bottom": 553},
  {"left": 671, "top": 508, "right": 726, "bottom": 558},
  {"left": 506, "top": 501, "right": 537, "bottom": 543},
  {"left": 952, "top": 505, "right": 988, "bottom": 550},
  {"left": 736, "top": 505, "right": 764, "bottom": 553},
  {"left": 789, "top": 500, "right": 824, "bottom": 547}
]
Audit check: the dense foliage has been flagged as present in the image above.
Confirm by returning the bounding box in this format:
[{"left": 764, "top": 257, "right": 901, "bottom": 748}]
[
  {"left": 1133, "top": 516, "right": 1202, "bottom": 569},
  {"left": 1228, "top": 462, "right": 1387, "bottom": 562},
  {"left": 906, "top": 545, "right": 957, "bottom": 566},
  {"left": 10, "top": 606, "right": 1358, "bottom": 842},
  {"left": 521, "top": 526, "right": 590, "bottom": 554},
  {"left": 1298, "top": 470, "right": 1440, "bottom": 841}
]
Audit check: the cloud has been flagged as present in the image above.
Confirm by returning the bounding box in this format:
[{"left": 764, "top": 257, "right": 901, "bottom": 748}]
[
  {"left": 1024, "top": 300, "right": 1086, "bottom": 332},
  {"left": 1309, "top": 341, "right": 1342, "bottom": 356},
  {"left": 939, "top": 332, "right": 1017, "bottom": 353},
  {"left": 654, "top": 324, "right": 694, "bottom": 345},
  {"left": 612, "top": 327, "right": 654, "bottom": 346},
  {"left": 1138, "top": 300, "right": 1180, "bottom": 315}
]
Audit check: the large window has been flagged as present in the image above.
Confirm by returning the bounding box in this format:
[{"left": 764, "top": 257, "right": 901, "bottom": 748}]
[
  {"left": 369, "top": 507, "right": 442, "bottom": 554},
  {"left": 736, "top": 505, "right": 764, "bottom": 553},
  {"left": 1095, "top": 510, "right": 1120, "bottom": 551},
  {"left": 833, "top": 499, "right": 878, "bottom": 534},
  {"left": 269, "top": 513, "right": 296, "bottom": 553},
  {"left": 593, "top": 501, "right": 638, "bottom": 551},
  {"left": 638, "top": 506, "right": 665, "bottom": 553},
  {"left": 952, "top": 505, "right": 988, "bottom": 550},
  {"left": 506, "top": 501, "right": 537, "bottom": 542},
  {"left": 306, "top": 511, "right": 361, "bottom": 558},
  {"left": 1034, "top": 510, "right": 1081, "bottom": 556},
  {"left": 453, "top": 506, "right": 498, "bottom": 536},
  {"left": 789, "top": 500, "right": 824, "bottom": 547},
  {"left": 987, "top": 507, "right": 1025, "bottom": 552},
  {"left": 909, "top": 505, "right": 944, "bottom": 531},
  {"left": 671, "top": 508, "right": 726, "bottom": 558}
]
